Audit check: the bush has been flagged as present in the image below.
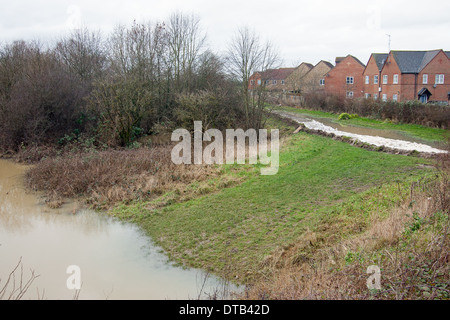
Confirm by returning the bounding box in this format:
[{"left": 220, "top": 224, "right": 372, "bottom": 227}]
[{"left": 303, "top": 92, "right": 450, "bottom": 128}]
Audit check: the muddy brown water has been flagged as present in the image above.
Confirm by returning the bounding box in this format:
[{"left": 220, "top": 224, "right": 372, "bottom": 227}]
[{"left": 0, "top": 159, "right": 232, "bottom": 300}]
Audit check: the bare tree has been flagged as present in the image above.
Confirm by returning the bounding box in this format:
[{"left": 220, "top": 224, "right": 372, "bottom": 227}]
[
  {"left": 226, "top": 26, "right": 279, "bottom": 129},
  {"left": 55, "top": 27, "right": 106, "bottom": 82},
  {"left": 166, "top": 12, "right": 206, "bottom": 93}
]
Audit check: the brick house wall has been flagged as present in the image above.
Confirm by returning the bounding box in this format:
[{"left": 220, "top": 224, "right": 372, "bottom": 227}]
[
  {"left": 418, "top": 50, "right": 450, "bottom": 103},
  {"left": 286, "top": 63, "right": 313, "bottom": 93},
  {"left": 249, "top": 72, "right": 262, "bottom": 90},
  {"left": 379, "top": 53, "right": 403, "bottom": 101},
  {"left": 301, "top": 60, "right": 333, "bottom": 93},
  {"left": 362, "top": 53, "right": 387, "bottom": 100},
  {"left": 324, "top": 55, "right": 365, "bottom": 99},
  {"left": 378, "top": 50, "right": 450, "bottom": 103},
  {"left": 265, "top": 68, "right": 296, "bottom": 91},
  {"left": 248, "top": 68, "right": 295, "bottom": 92}
]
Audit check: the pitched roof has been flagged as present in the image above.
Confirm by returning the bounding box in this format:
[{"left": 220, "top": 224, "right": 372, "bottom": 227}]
[
  {"left": 391, "top": 50, "right": 441, "bottom": 73},
  {"left": 445, "top": 51, "right": 450, "bottom": 59},
  {"left": 372, "top": 53, "right": 388, "bottom": 71},
  {"left": 335, "top": 57, "right": 346, "bottom": 65},
  {"left": 298, "top": 62, "right": 314, "bottom": 69},
  {"left": 335, "top": 55, "right": 365, "bottom": 67},
  {"left": 317, "top": 60, "right": 334, "bottom": 69},
  {"left": 260, "top": 67, "right": 296, "bottom": 80},
  {"left": 350, "top": 55, "right": 366, "bottom": 67}
]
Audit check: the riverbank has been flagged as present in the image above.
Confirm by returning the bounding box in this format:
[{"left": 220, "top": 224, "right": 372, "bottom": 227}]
[
  {"left": 12, "top": 113, "right": 449, "bottom": 299},
  {"left": 107, "top": 117, "right": 447, "bottom": 295},
  {"left": 275, "top": 105, "right": 449, "bottom": 144},
  {"left": 272, "top": 110, "right": 447, "bottom": 157}
]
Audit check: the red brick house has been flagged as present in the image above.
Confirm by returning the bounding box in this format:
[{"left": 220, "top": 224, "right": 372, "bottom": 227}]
[
  {"left": 299, "top": 60, "right": 334, "bottom": 94},
  {"left": 285, "top": 62, "right": 314, "bottom": 93},
  {"left": 324, "top": 55, "right": 366, "bottom": 99},
  {"left": 249, "top": 68, "right": 296, "bottom": 92},
  {"left": 376, "top": 50, "right": 450, "bottom": 103},
  {"left": 362, "top": 53, "right": 388, "bottom": 100}
]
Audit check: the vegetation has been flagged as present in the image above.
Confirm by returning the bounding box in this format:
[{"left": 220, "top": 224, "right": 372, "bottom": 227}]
[
  {"left": 0, "top": 14, "right": 276, "bottom": 157},
  {"left": 283, "top": 92, "right": 450, "bottom": 129},
  {"left": 276, "top": 105, "right": 449, "bottom": 143},
  {"left": 2, "top": 13, "right": 448, "bottom": 301},
  {"left": 104, "top": 119, "right": 445, "bottom": 290}
]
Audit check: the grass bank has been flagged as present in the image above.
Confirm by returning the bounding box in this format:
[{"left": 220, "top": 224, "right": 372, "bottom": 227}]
[
  {"left": 109, "top": 117, "right": 437, "bottom": 287},
  {"left": 276, "top": 105, "right": 449, "bottom": 143},
  {"left": 24, "top": 114, "right": 448, "bottom": 299}
]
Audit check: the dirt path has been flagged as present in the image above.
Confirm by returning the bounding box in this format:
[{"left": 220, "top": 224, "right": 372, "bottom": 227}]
[{"left": 273, "top": 110, "right": 447, "bottom": 155}]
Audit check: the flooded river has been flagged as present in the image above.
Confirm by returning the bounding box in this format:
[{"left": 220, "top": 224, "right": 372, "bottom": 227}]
[{"left": 0, "top": 159, "right": 230, "bottom": 300}]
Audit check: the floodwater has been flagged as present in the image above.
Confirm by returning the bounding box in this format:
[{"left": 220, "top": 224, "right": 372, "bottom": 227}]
[
  {"left": 0, "top": 159, "right": 232, "bottom": 300},
  {"left": 274, "top": 110, "right": 448, "bottom": 154}
]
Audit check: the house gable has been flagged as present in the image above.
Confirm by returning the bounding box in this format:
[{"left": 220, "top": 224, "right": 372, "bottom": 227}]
[
  {"left": 300, "top": 60, "right": 333, "bottom": 93},
  {"left": 379, "top": 49, "right": 450, "bottom": 102},
  {"left": 286, "top": 62, "right": 314, "bottom": 92},
  {"left": 418, "top": 50, "right": 450, "bottom": 102},
  {"left": 324, "top": 54, "right": 366, "bottom": 98},
  {"left": 363, "top": 53, "right": 387, "bottom": 98}
]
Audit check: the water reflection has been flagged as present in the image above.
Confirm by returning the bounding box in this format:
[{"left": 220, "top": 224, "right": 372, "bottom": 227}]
[{"left": 0, "top": 159, "right": 235, "bottom": 300}]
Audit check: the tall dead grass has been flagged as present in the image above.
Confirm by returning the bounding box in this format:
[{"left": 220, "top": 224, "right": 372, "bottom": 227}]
[
  {"left": 242, "top": 152, "right": 449, "bottom": 300},
  {"left": 25, "top": 145, "right": 223, "bottom": 209}
]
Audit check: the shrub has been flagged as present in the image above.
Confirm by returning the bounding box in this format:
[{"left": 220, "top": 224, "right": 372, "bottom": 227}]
[
  {"left": 338, "top": 113, "right": 351, "bottom": 120},
  {"left": 303, "top": 92, "right": 450, "bottom": 129}
]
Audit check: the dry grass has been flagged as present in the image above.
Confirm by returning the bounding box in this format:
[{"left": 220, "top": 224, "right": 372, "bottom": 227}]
[
  {"left": 25, "top": 144, "right": 224, "bottom": 209},
  {"left": 241, "top": 152, "right": 449, "bottom": 300}
]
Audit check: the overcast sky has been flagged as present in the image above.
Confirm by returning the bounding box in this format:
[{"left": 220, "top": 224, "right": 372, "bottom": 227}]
[{"left": 1, "top": 0, "right": 449, "bottom": 67}]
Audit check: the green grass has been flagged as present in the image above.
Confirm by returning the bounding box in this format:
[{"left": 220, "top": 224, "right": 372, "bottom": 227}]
[
  {"left": 109, "top": 129, "right": 434, "bottom": 282},
  {"left": 276, "top": 105, "right": 449, "bottom": 143}
]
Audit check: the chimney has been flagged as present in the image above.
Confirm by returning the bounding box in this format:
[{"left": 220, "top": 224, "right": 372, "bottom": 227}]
[{"left": 335, "top": 57, "right": 345, "bottom": 65}]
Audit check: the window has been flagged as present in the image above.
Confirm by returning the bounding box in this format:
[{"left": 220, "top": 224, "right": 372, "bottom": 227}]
[
  {"left": 382, "top": 94, "right": 387, "bottom": 101},
  {"left": 435, "top": 74, "right": 444, "bottom": 84},
  {"left": 373, "top": 94, "right": 378, "bottom": 100},
  {"left": 374, "top": 75, "right": 379, "bottom": 84},
  {"left": 265, "top": 80, "right": 269, "bottom": 85},
  {"left": 281, "top": 80, "right": 285, "bottom": 85},
  {"left": 272, "top": 80, "right": 277, "bottom": 85},
  {"left": 346, "top": 91, "right": 354, "bottom": 98},
  {"left": 365, "top": 93, "right": 371, "bottom": 99},
  {"left": 346, "top": 76, "right": 354, "bottom": 84},
  {"left": 250, "top": 80, "right": 255, "bottom": 86},
  {"left": 393, "top": 74, "right": 398, "bottom": 84},
  {"left": 422, "top": 74, "right": 428, "bottom": 84},
  {"left": 383, "top": 75, "right": 388, "bottom": 84},
  {"left": 319, "top": 79, "right": 325, "bottom": 86},
  {"left": 365, "top": 76, "right": 369, "bottom": 84},
  {"left": 393, "top": 94, "right": 398, "bottom": 101}
]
